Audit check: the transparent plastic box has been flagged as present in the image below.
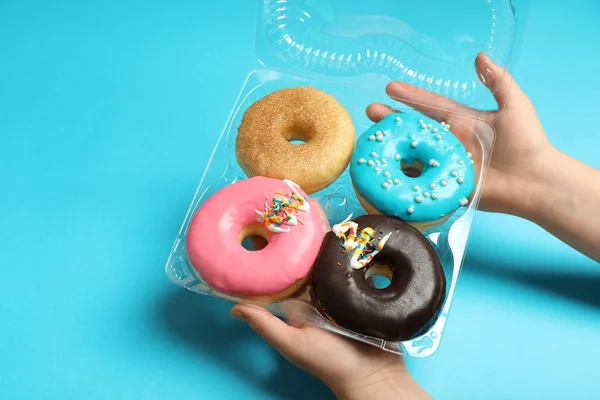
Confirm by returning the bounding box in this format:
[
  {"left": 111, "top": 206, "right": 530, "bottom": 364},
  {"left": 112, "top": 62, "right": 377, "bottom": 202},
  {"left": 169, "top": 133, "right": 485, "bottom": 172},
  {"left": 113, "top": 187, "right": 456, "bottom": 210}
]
[{"left": 166, "top": 0, "right": 530, "bottom": 357}]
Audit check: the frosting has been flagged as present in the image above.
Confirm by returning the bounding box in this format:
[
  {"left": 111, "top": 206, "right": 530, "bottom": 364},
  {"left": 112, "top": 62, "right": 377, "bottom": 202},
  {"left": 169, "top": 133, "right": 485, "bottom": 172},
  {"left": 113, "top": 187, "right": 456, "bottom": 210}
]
[
  {"left": 312, "top": 215, "right": 446, "bottom": 342},
  {"left": 255, "top": 179, "right": 310, "bottom": 233},
  {"left": 350, "top": 113, "right": 475, "bottom": 222},
  {"left": 331, "top": 214, "right": 392, "bottom": 269},
  {"left": 186, "top": 177, "right": 323, "bottom": 297}
]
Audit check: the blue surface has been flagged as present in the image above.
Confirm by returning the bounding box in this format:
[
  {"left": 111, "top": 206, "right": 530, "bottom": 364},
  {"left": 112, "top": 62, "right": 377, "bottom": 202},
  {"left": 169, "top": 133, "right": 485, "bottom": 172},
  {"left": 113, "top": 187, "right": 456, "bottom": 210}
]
[{"left": 1, "top": 1, "right": 600, "bottom": 399}]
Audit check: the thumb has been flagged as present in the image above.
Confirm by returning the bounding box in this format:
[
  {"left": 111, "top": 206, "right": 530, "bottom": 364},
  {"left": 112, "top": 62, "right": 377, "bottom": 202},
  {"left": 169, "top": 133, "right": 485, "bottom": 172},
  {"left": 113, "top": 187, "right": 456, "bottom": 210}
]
[
  {"left": 231, "top": 303, "right": 299, "bottom": 357},
  {"left": 475, "top": 52, "right": 529, "bottom": 110}
]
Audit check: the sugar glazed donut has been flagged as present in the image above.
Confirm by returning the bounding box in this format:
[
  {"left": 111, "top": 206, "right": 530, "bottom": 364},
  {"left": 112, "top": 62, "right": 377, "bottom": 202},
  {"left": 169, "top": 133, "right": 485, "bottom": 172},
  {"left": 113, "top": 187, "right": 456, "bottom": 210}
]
[
  {"left": 350, "top": 113, "right": 476, "bottom": 231},
  {"left": 186, "top": 177, "right": 324, "bottom": 303},
  {"left": 236, "top": 87, "right": 356, "bottom": 194},
  {"left": 312, "top": 214, "right": 446, "bottom": 342}
]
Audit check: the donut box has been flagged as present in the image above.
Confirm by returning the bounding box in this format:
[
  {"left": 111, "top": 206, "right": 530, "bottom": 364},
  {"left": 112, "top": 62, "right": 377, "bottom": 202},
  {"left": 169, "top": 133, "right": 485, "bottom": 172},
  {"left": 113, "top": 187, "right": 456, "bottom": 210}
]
[{"left": 166, "top": 0, "right": 530, "bottom": 357}]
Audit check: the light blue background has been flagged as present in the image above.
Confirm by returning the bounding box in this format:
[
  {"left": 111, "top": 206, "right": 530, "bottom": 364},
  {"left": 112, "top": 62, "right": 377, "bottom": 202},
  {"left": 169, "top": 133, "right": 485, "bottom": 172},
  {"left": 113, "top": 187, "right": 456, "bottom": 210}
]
[{"left": 1, "top": 1, "right": 600, "bottom": 399}]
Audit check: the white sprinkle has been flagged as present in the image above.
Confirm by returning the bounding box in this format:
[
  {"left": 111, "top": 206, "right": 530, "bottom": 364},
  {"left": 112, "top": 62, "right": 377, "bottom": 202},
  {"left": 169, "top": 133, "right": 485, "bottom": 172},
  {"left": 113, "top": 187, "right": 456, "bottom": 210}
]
[
  {"left": 442, "top": 127, "right": 448, "bottom": 132},
  {"left": 358, "top": 158, "right": 365, "bottom": 164},
  {"left": 383, "top": 130, "right": 389, "bottom": 135},
  {"left": 419, "top": 119, "right": 424, "bottom": 123},
  {"left": 436, "top": 134, "right": 442, "bottom": 140},
  {"left": 451, "top": 171, "right": 458, "bottom": 177},
  {"left": 427, "top": 123, "right": 432, "bottom": 129},
  {"left": 433, "top": 128, "right": 438, "bottom": 133},
  {"left": 441, "top": 180, "right": 448, "bottom": 186},
  {"left": 411, "top": 141, "right": 418, "bottom": 148},
  {"left": 459, "top": 160, "right": 465, "bottom": 165},
  {"left": 413, "top": 185, "right": 420, "bottom": 191},
  {"left": 375, "top": 160, "right": 380, "bottom": 164},
  {"left": 441, "top": 121, "right": 446, "bottom": 126},
  {"left": 383, "top": 171, "right": 390, "bottom": 177},
  {"left": 395, "top": 116, "right": 402, "bottom": 122},
  {"left": 387, "top": 179, "right": 392, "bottom": 184},
  {"left": 381, "top": 158, "right": 387, "bottom": 164},
  {"left": 368, "top": 160, "right": 374, "bottom": 166},
  {"left": 382, "top": 182, "right": 389, "bottom": 188},
  {"left": 376, "top": 130, "right": 382, "bottom": 136},
  {"left": 395, "top": 153, "right": 401, "bottom": 160},
  {"left": 459, "top": 198, "right": 469, "bottom": 206},
  {"left": 393, "top": 179, "right": 400, "bottom": 185},
  {"left": 447, "top": 124, "right": 451, "bottom": 129},
  {"left": 429, "top": 159, "right": 436, "bottom": 166},
  {"left": 369, "top": 135, "right": 375, "bottom": 141},
  {"left": 430, "top": 183, "right": 437, "bottom": 189},
  {"left": 407, "top": 207, "right": 414, "bottom": 214},
  {"left": 431, "top": 193, "right": 438, "bottom": 199},
  {"left": 375, "top": 167, "right": 380, "bottom": 172},
  {"left": 424, "top": 192, "right": 430, "bottom": 197},
  {"left": 457, "top": 177, "right": 464, "bottom": 184},
  {"left": 416, "top": 196, "right": 423, "bottom": 203},
  {"left": 467, "top": 152, "right": 472, "bottom": 158},
  {"left": 420, "top": 123, "right": 427, "bottom": 129},
  {"left": 370, "top": 151, "right": 377, "bottom": 157},
  {"left": 376, "top": 136, "right": 383, "bottom": 142},
  {"left": 471, "top": 160, "right": 475, "bottom": 164}
]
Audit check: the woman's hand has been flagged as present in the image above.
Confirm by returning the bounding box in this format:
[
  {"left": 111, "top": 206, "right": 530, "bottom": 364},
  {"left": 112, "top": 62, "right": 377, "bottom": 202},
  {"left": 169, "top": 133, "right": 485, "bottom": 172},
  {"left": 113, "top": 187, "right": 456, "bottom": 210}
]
[
  {"left": 230, "top": 303, "right": 430, "bottom": 400},
  {"left": 367, "top": 53, "right": 600, "bottom": 261},
  {"left": 366, "top": 52, "right": 555, "bottom": 216},
  {"left": 231, "top": 201, "right": 430, "bottom": 399}
]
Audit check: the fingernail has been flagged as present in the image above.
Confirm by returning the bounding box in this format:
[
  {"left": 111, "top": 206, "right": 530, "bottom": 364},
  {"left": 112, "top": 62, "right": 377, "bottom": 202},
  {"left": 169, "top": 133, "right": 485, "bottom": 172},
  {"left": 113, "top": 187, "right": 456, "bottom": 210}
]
[
  {"left": 231, "top": 309, "right": 246, "bottom": 321},
  {"left": 476, "top": 53, "right": 498, "bottom": 88}
]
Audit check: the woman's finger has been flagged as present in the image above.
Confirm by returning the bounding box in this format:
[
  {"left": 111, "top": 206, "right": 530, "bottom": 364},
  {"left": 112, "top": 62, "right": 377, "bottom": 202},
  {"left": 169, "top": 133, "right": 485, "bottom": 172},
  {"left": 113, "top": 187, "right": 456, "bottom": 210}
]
[
  {"left": 231, "top": 303, "right": 300, "bottom": 357},
  {"left": 366, "top": 103, "right": 400, "bottom": 122},
  {"left": 385, "top": 81, "right": 481, "bottom": 125}
]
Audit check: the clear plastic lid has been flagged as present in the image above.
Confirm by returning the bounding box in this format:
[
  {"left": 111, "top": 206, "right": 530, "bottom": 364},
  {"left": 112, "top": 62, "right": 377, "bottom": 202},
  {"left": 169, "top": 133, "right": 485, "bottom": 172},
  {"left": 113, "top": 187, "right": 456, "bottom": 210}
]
[{"left": 256, "top": 0, "right": 530, "bottom": 110}]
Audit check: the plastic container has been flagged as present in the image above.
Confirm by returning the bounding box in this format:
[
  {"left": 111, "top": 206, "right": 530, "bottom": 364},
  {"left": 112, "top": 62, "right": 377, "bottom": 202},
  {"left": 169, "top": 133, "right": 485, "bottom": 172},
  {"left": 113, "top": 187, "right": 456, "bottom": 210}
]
[{"left": 166, "top": 0, "right": 530, "bottom": 357}]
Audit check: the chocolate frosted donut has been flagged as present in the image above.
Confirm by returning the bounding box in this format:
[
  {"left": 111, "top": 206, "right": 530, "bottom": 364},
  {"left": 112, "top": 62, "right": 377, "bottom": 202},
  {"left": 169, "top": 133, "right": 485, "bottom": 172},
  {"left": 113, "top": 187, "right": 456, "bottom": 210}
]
[{"left": 312, "top": 215, "right": 446, "bottom": 342}]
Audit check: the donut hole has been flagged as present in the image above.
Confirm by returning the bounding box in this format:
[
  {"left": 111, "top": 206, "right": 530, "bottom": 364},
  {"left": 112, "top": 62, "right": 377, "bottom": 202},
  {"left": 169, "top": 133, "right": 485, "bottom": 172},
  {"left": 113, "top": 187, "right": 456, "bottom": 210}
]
[
  {"left": 400, "top": 158, "right": 425, "bottom": 178},
  {"left": 286, "top": 130, "right": 310, "bottom": 145},
  {"left": 239, "top": 224, "right": 270, "bottom": 251},
  {"left": 365, "top": 262, "right": 394, "bottom": 289},
  {"left": 288, "top": 138, "right": 306, "bottom": 145}
]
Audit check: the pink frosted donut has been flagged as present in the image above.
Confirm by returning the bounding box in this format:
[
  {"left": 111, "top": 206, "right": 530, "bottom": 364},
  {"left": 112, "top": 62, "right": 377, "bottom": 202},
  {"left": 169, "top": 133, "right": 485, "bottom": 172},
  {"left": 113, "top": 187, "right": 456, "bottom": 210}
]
[{"left": 186, "top": 177, "right": 324, "bottom": 303}]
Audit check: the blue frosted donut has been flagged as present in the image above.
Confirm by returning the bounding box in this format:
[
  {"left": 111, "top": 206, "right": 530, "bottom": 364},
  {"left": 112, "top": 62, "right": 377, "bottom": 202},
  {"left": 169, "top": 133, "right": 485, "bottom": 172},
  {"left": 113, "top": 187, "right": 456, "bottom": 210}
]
[{"left": 350, "top": 113, "right": 475, "bottom": 225}]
